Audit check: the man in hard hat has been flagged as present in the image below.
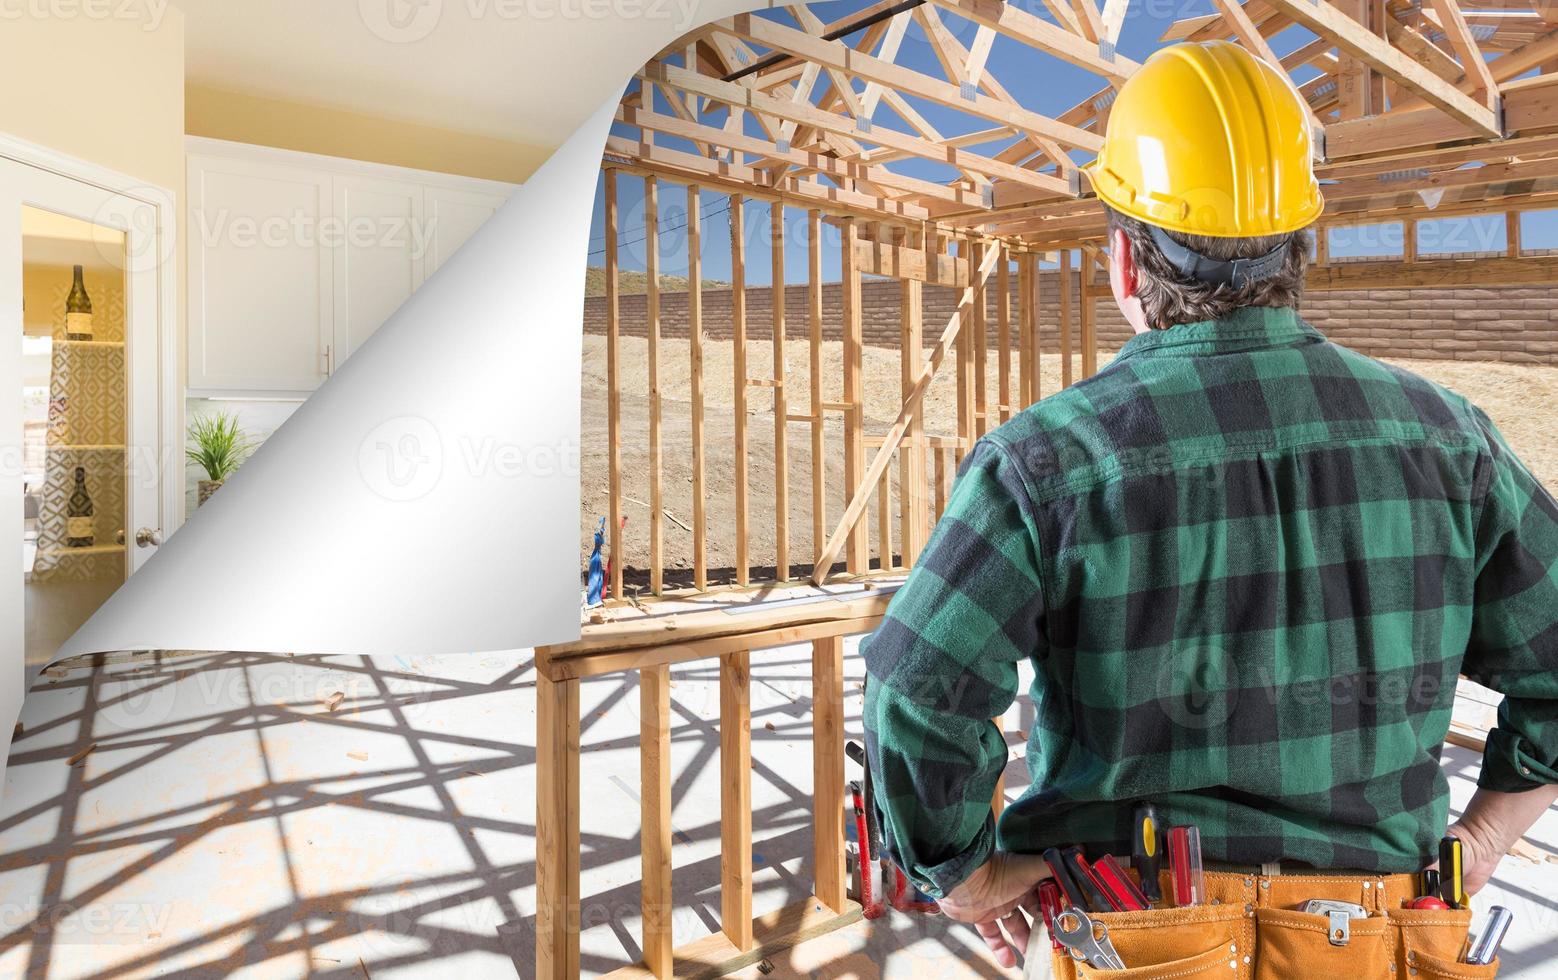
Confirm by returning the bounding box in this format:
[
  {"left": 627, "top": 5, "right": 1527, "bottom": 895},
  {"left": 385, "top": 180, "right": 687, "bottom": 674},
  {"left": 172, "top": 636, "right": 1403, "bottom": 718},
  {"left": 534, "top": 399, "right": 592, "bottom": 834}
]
[{"left": 862, "top": 40, "right": 1557, "bottom": 973}]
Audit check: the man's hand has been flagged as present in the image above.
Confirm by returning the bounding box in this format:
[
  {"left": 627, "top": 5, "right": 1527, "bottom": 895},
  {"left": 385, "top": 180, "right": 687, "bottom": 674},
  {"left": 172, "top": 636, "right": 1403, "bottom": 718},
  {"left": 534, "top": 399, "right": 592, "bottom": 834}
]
[
  {"left": 1447, "top": 784, "right": 1558, "bottom": 896},
  {"left": 937, "top": 852, "right": 1052, "bottom": 969}
]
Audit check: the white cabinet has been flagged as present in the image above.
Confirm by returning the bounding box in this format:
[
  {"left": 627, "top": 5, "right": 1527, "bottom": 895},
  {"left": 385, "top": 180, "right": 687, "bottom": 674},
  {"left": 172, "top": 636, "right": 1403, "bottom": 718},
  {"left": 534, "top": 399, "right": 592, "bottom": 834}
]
[
  {"left": 187, "top": 139, "right": 515, "bottom": 396},
  {"left": 188, "top": 155, "right": 333, "bottom": 392},
  {"left": 333, "top": 175, "right": 424, "bottom": 364}
]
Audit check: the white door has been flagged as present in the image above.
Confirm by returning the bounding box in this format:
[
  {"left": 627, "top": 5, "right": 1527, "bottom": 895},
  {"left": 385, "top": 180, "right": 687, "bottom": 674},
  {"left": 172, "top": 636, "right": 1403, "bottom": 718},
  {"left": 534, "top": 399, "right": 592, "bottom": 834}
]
[
  {"left": 0, "top": 155, "right": 165, "bottom": 679},
  {"left": 333, "top": 174, "right": 425, "bottom": 363},
  {"left": 187, "top": 153, "right": 332, "bottom": 392}
]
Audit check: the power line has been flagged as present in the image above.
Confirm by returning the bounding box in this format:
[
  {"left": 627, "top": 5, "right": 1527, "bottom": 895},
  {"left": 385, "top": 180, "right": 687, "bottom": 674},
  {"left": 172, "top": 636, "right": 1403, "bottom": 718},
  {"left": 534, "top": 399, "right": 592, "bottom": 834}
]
[{"left": 587, "top": 198, "right": 733, "bottom": 258}]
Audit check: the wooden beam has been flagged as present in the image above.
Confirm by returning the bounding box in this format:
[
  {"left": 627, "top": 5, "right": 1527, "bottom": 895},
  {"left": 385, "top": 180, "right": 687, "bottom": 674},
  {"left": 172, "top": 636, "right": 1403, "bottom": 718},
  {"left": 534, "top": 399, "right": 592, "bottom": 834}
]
[
  {"left": 812, "top": 636, "right": 848, "bottom": 911},
  {"left": 841, "top": 219, "right": 869, "bottom": 574},
  {"left": 997, "top": 246, "right": 1012, "bottom": 424},
  {"left": 1426, "top": 0, "right": 1498, "bottom": 108},
  {"left": 854, "top": 238, "right": 969, "bottom": 284},
  {"left": 811, "top": 245, "right": 1002, "bottom": 585},
  {"left": 732, "top": 194, "right": 750, "bottom": 587},
  {"left": 618, "top": 106, "right": 985, "bottom": 209},
  {"left": 605, "top": 170, "right": 625, "bottom": 602},
  {"left": 640, "top": 664, "right": 673, "bottom": 978},
  {"left": 604, "top": 136, "right": 930, "bottom": 222},
  {"left": 901, "top": 276, "right": 928, "bottom": 564},
  {"left": 720, "top": 651, "right": 754, "bottom": 951},
  {"left": 646, "top": 177, "right": 664, "bottom": 596},
  {"left": 1080, "top": 249, "right": 1098, "bottom": 377},
  {"left": 689, "top": 185, "right": 707, "bottom": 592},
  {"left": 1017, "top": 252, "right": 1036, "bottom": 407},
  {"left": 723, "top": 13, "right": 1108, "bottom": 151},
  {"left": 772, "top": 204, "right": 790, "bottom": 581},
  {"left": 1263, "top": 0, "right": 1500, "bottom": 136},
  {"left": 536, "top": 674, "right": 581, "bottom": 979},
  {"left": 1059, "top": 249, "right": 1075, "bottom": 387},
  {"left": 809, "top": 210, "right": 827, "bottom": 572},
  {"left": 646, "top": 65, "right": 1075, "bottom": 197},
  {"left": 1306, "top": 253, "right": 1558, "bottom": 289},
  {"left": 926, "top": 0, "right": 1139, "bottom": 83},
  {"left": 1101, "top": 0, "right": 1130, "bottom": 43}
]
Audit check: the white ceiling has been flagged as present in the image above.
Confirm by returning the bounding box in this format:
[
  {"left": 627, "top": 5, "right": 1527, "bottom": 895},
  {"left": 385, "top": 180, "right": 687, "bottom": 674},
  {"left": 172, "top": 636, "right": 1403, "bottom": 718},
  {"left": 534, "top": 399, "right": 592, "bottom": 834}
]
[{"left": 175, "top": 0, "right": 716, "bottom": 149}]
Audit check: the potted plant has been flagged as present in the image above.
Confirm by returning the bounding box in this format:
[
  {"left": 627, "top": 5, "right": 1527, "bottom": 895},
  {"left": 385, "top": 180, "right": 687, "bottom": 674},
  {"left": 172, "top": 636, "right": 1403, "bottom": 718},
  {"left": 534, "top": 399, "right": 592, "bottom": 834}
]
[{"left": 186, "top": 411, "right": 252, "bottom": 506}]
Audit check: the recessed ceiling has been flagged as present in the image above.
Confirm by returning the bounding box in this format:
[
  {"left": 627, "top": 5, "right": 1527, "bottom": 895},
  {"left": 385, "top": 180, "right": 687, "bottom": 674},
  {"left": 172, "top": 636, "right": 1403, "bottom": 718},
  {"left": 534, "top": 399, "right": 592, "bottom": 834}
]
[{"left": 176, "top": 0, "right": 724, "bottom": 149}]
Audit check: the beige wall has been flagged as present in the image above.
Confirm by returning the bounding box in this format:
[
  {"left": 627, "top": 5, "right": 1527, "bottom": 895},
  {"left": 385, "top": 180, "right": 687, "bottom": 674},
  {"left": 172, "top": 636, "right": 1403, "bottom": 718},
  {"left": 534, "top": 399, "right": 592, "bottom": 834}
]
[
  {"left": 186, "top": 85, "right": 550, "bottom": 184},
  {"left": 0, "top": 7, "right": 186, "bottom": 196}
]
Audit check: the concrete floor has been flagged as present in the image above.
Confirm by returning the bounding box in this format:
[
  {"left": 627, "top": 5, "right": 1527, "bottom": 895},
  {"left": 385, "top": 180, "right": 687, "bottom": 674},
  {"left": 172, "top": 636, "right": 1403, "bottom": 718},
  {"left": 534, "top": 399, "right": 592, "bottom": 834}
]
[{"left": 0, "top": 647, "right": 1553, "bottom": 978}]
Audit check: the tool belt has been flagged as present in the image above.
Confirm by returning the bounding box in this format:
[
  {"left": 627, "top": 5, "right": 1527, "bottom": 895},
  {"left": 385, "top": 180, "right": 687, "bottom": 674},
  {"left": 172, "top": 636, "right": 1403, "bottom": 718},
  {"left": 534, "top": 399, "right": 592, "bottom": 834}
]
[{"left": 1042, "top": 868, "right": 1498, "bottom": 980}]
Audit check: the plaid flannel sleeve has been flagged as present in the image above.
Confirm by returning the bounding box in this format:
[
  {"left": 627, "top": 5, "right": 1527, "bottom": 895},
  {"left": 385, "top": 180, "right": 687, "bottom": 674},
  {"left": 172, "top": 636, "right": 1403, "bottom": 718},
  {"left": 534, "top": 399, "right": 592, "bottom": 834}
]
[
  {"left": 1464, "top": 413, "right": 1558, "bottom": 793},
  {"left": 861, "top": 440, "right": 1046, "bottom": 898}
]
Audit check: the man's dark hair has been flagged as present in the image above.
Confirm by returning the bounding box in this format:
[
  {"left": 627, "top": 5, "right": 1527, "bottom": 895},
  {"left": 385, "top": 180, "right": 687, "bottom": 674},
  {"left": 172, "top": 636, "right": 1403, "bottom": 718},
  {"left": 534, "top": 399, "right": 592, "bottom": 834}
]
[{"left": 1104, "top": 205, "right": 1314, "bottom": 329}]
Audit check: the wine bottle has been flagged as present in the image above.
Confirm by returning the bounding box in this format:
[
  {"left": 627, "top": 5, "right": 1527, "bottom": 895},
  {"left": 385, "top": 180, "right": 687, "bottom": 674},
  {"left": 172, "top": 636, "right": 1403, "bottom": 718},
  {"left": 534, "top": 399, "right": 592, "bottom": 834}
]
[
  {"left": 66, "top": 466, "right": 94, "bottom": 548},
  {"left": 65, "top": 265, "right": 93, "bottom": 341}
]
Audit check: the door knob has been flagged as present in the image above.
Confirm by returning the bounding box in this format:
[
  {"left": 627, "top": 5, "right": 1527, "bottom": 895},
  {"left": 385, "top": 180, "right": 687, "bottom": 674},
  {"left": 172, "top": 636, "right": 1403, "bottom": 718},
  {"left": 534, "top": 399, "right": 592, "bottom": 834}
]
[{"left": 135, "top": 527, "right": 162, "bottom": 548}]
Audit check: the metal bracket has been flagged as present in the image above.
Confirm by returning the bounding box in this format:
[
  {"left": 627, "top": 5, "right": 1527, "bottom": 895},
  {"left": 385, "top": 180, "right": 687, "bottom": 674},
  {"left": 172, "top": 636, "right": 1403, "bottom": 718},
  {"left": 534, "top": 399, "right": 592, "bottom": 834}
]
[
  {"left": 982, "top": 182, "right": 995, "bottom": 208},
  {"left": 1327, "top": 910, "right": 1351, "bottom": 947},
  {"left": 776, "top": 138, "right": 790, "bottom": 155},
  {"left": 857, "top": 117, "right": 872, "bottom": 134},
  {"left": 960, "top": 80, "right": 977, "bottom": 101},
  {"left": 1098, "top": 39, "right": 1116, "bottom": 61},
  {"left": 1496, "top": 94, "right": 1508, "bottom": 139},
  {"left": 1068, "top": 167, "right": 1084, "bottom": 198}
]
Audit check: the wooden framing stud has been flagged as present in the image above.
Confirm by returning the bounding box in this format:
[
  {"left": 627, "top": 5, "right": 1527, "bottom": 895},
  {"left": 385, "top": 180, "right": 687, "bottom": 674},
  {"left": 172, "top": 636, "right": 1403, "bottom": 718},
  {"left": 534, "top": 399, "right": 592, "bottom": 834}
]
[
  {"left": 641, "top": 664, "right": 674, "bottom": 977},
  {"left": 772, "top": 203, "right": 790, "bottom": 581},
  {"left": 646, "top": 176, "right": 664, "bottom": 595},
  {"left": 1059, "top": 249, "right": 1074, "bottom": 388},
  {"left": 689, "top": 184, "right": 707, "bottom": 592},
  {"left": 840, "top": 218, "right": 868, "bottom": 575},
  {"left": 900, "top": 277, "right": 928, "bottom": 566},
  {"left": 811, "top": 636, "right": 847, "bottom": 912},
  {"left": 605, "top": 169, "right": 624, "bottom": 601},
  {"left": 720, "top": 650, "right": 755, "bottom": 951},
  {"left": 997, "top": 246, "right": 1012, "bottom": 424},
  {"left": 732, "top": 194, "right": 750, "bottom": 587},
  {"left": 808, "top": 210, "right": 827, "bottom": 572},
  {"left": 536, "top": 673, "right": 581, "bottom": 979}
]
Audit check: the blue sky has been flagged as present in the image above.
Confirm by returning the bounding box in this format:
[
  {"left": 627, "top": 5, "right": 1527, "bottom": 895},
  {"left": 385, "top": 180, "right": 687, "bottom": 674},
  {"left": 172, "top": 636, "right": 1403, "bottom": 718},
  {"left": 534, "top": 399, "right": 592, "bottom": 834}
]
[{"left": 587, "top": 0, "right": 1555, "bottom": 283}]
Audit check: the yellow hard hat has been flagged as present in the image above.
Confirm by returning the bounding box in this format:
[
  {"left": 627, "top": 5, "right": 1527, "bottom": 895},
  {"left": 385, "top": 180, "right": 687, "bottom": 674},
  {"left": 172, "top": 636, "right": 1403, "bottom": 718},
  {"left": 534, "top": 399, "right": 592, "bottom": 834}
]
[{"left": 1085, "top": 40, "right": 1323, "bottom": 238}]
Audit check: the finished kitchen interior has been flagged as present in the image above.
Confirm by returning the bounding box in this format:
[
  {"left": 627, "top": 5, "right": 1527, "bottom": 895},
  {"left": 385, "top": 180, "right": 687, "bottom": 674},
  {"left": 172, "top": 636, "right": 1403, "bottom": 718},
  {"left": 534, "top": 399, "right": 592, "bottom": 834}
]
[{"left": 2, "top": 24, "right": 523, "bottom": 672}]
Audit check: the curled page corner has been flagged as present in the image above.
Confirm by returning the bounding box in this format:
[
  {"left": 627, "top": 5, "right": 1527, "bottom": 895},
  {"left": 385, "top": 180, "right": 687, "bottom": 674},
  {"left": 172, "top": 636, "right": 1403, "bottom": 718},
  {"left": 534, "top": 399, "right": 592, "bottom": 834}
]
[{"left": 49, "top": 98, "right": 622, "bottom": 667}]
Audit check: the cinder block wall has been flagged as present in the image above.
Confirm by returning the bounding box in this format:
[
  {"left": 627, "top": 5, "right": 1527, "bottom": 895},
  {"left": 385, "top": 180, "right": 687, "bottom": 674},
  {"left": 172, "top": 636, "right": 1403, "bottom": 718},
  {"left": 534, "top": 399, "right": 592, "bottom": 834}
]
[{"left": 582, "top": 272, "right": 1558, "bottom": 365}]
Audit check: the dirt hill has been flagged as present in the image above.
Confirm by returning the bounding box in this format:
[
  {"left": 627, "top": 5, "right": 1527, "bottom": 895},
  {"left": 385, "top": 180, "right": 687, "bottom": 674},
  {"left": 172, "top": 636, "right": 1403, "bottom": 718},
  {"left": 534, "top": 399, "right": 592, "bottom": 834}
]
[{"left": 585, "top": 266, "right": 729, "bottom": 297}]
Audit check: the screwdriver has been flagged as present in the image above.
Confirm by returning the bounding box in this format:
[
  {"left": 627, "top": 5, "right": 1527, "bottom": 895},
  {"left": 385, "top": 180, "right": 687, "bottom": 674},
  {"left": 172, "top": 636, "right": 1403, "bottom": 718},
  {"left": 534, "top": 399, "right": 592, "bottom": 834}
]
[
  {"left": 1061, "top": 846, "right": 1121, "bottom": 912},
  {"left": 1440, "top": 836, "right": 1467, "bottom": 909},
  {"left": 1131, "top": 803, "right": 1164, "bottom": 905},
  {"left": 1042, "top": 847, "right": 1090, "bottom": 911}
]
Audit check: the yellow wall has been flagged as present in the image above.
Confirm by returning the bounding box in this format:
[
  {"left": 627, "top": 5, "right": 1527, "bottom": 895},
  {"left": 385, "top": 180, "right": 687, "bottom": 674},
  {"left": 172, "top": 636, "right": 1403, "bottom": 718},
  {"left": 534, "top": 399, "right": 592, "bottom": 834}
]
[
  {"left": 186, "top": 85, "right": 550, "bottom": 184},
  {"left": 0, "top": 9, "right": 186, "bottom": 198}
]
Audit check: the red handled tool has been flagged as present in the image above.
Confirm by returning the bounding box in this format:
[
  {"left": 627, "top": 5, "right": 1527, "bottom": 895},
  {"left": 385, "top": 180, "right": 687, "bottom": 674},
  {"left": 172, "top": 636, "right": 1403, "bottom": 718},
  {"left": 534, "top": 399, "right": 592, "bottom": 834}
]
[
  {"left": 1043, "top": 847, "right": 1090, "bottom": 911},
  {"left": 1093, "top": 854, "right": 1150, "bottom": 912},
  {"left": 1037, "top": 879, "right": 1065, "bottom": 951},
  {"left": 1061, "top": 846, "right": 1119, "bottom": 912},
  {"left": 1168, "top": 826, "right": 1205, "bottom": 907}
]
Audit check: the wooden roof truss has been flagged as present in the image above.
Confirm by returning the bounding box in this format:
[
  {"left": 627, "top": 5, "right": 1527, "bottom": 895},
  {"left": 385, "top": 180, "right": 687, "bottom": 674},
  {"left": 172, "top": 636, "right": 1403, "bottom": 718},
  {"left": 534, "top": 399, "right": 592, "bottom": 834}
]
[{"left": 609, "top": 0, "right": 1558, "bottom": 247}]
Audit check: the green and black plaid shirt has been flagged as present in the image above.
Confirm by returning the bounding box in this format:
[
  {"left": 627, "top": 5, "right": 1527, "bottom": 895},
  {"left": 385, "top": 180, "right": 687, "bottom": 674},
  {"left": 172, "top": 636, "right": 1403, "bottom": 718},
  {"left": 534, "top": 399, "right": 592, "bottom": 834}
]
[{"left": 862, "top": 306, "right": 1558, "bottom": 899}]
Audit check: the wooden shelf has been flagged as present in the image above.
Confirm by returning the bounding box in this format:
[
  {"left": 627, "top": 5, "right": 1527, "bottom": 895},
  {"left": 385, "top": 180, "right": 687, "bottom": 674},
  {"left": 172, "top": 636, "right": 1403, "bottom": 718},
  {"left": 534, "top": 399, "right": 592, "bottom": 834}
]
[
  {"left": 35, "top": 544, "right": 124, "bottom": 558},
  {"left": 46, "top": 444, "right": 125, "bottom": 451},
  {"left": 55, "top": 339, "right": 124, "bottom": 349}
]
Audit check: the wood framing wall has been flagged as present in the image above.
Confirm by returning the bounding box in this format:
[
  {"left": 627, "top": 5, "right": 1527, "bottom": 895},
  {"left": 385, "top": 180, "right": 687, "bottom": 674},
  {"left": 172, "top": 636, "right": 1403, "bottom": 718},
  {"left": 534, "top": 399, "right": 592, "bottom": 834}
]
[{"left": 596, "top": 168, "right": 1104, "bottom": 596}]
